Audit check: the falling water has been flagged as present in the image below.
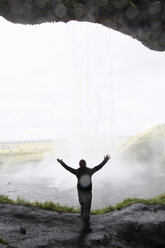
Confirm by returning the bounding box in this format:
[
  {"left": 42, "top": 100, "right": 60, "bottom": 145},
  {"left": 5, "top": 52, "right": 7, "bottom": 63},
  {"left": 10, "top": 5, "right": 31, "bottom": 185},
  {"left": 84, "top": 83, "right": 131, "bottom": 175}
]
[{"left": 66, "top": 22, "right": 115, "bottom": 166}]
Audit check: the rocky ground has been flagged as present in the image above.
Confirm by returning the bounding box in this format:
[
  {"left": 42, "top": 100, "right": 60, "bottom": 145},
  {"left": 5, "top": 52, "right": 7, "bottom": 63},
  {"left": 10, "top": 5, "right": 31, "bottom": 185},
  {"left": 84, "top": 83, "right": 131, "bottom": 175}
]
[{"left": 0, "top": 201, "right": 165, "bottom": 248}]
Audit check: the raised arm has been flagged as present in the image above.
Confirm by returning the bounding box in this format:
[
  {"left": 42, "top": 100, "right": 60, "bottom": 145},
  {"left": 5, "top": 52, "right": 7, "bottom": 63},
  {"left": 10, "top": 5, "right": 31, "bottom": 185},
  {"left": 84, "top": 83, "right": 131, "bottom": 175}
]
[
  {"left": 57, "top": 159, "right": 77, "bottom": 175},
  {"left": 91, "top": 155, "right": 111, "bottom": 175}
]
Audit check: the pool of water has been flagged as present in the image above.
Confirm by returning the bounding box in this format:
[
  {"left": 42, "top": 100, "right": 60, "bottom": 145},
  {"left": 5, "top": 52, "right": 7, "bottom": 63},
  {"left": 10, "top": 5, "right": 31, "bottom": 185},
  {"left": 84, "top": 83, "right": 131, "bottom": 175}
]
[{"left": 0, "top": 161, "right": 165, "bottom": 209}]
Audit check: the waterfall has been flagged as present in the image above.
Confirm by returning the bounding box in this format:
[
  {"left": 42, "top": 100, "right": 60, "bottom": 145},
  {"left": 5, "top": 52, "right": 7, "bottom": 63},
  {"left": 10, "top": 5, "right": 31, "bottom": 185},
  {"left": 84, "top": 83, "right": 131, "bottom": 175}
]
[{"left": 66, "top": 22, "right": 114, "bottom": 165}]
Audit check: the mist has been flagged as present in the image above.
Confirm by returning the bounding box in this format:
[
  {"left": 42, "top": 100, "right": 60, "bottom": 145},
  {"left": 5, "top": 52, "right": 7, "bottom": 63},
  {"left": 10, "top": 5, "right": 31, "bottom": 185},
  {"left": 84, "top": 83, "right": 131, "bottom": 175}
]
[
  {"left": 0, "top": 18, "right": 165, "bottom": 209},
  {"left": 1, "top": 18, "right": 165, "bottom": 141},
  {"left": 1, "top": 149, "right": 165, "bottom": 209}
]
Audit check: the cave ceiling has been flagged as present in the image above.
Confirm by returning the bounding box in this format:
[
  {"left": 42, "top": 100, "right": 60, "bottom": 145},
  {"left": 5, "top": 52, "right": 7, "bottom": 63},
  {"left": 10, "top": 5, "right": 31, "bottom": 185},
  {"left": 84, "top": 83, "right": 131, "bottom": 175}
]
[{"left": 0, "top": 0, "right": 165, "bottom": 51}]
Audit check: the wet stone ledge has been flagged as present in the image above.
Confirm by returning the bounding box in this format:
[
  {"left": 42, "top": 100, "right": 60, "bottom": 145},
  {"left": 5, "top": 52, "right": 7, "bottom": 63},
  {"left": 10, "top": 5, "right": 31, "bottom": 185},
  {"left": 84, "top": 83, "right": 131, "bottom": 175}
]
[{"left": 0, "top": 201, "right": 165, "bottom": 247}]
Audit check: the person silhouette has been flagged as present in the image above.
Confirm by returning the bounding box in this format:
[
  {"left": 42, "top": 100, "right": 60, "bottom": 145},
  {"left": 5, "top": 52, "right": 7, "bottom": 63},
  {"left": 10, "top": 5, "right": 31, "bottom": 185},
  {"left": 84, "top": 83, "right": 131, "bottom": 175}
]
[{"left": 57, "top": 154, "right": 111, "bottom": 232}]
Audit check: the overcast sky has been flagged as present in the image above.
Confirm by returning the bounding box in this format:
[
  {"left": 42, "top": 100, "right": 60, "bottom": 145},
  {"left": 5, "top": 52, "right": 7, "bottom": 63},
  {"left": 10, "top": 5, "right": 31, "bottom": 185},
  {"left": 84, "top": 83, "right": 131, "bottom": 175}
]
[{"left": 0, "top": 17, "right": 165, "bottom": 142}]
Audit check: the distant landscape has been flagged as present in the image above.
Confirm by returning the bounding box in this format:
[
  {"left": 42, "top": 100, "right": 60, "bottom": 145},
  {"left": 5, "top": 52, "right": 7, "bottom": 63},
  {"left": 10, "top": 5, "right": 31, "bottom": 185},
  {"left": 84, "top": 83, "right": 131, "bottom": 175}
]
[
  {"left": 0, "top": 140, "right": 64, "bottom": 166},
  {"left": 1, "top": 124, "right": 165, "bottom": 166},
  {"left": 0, "top": 124, "right": 165, "bottom": 208},
  {"left": 117, "top": 124, "right": 165, "bottom": 165}
]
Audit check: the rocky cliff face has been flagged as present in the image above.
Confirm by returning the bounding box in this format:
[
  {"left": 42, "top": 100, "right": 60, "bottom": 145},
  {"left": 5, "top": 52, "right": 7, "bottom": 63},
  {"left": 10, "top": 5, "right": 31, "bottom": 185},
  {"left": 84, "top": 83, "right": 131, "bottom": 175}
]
[
  {"left": 0, "top": 201, "right": 165, "bottom": 248},
  {"left": 0, "top": 0, "right": 165, "bottom": 51}
]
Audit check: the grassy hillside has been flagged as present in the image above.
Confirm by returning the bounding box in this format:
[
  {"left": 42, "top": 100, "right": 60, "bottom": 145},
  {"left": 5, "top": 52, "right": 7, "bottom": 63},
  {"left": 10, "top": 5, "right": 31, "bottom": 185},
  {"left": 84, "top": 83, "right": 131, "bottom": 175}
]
[{"left": 117, "top": 124, "right": 165, "bottom": 164}]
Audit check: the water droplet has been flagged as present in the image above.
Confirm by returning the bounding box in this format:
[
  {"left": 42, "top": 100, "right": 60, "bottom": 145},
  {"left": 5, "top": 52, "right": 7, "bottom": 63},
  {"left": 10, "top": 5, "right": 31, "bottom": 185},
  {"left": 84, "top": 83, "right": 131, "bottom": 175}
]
[
  {"left": 83, "top": 14, "right": 95, "bottom": 23},
  {"left": 111, "top": 0, "right": 128, "bottom": 9},
  {"left": 79, "top": 175, "right": 91, "bottom": 188},
  {"left": 34, "top": 0, "right": 48, "bottom": 8},
  {"left": 55, "top": 4, "right": 67, "bottom": 18},
  {"left": 148, "top": 2, "right": 161, "bottom": 15},
  {"left": 10, "top": 0, "right": 23, "bottom": 14},
  {"left": 96, "top": 0, "right": 108, "bottom": 6},
  {"left": 151, "top": 21, "right": 162, "bottom": 31},
  {"left": 126, "top": 6, "right": 139, "bottom": 20}
]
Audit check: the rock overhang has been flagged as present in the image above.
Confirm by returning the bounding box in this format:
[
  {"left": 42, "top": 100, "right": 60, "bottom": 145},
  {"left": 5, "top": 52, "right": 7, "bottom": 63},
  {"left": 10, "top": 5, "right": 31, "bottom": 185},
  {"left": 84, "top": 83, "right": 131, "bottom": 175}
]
[{"left": 0, "top": 0, "right": 165, "bottom": 51}]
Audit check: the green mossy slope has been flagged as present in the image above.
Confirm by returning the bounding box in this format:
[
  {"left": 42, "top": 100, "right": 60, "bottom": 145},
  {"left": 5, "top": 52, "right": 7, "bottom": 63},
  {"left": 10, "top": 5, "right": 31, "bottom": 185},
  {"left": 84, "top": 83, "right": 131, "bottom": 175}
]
[{"left": 118, "top": 124, "right": 165, "bottom": 163}]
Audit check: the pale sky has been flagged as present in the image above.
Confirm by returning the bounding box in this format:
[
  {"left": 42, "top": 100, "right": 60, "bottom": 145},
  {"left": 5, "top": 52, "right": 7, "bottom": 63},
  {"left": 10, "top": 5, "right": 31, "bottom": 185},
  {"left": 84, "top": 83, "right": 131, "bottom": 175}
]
[{"left": 0, "top": 17, "right": 165, "bottom": 141}]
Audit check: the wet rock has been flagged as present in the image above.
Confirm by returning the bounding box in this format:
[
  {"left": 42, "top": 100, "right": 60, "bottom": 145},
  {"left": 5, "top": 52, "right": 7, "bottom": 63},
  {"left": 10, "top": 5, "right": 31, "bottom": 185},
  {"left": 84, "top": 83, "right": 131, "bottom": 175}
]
[
  {"left": 19, "top": 227, "right": 26, "bottom": 234},
  {"left": 0, "top": 0, "right": 165, "bottom": 50},
  {"left": 0, "top": 202, "right": 164, "bottom": 247}
]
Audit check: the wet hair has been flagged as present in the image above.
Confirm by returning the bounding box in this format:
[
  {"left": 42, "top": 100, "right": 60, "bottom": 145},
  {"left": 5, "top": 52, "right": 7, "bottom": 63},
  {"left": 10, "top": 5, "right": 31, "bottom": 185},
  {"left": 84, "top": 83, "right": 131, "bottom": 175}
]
[{"left": 79, "top": 159, "right": 86, "bottom": 167}]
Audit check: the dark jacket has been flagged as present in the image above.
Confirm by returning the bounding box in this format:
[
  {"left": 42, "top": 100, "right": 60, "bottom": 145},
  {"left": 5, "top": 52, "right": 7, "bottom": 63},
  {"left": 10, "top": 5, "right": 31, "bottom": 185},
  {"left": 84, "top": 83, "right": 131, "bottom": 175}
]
[{"left": 59, "top": 158, "right": 109, "bottom": 192}]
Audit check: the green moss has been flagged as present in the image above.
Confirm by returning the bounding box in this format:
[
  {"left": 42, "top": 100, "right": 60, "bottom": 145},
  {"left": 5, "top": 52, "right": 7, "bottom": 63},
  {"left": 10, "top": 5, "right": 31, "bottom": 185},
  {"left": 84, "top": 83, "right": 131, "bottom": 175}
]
[
  {"left": 114, "top": 198, "right": 146, "bottom": 209},
  {"left": 91, "top": 206, "right": 114, "bottom": 215},
  {"left": 15, "top": 196, "right": 79, "bottom": 213},
  {"left": 92, "top": 193, "right": 165, "bottom": 214},
  {"left": 0, "top": 195, "right": 15, "bottom": 204},
  {"left": 32, "top": 201, "right": 79, "bottom": 213},
  {"left": 0, "top": 237, "right": 18, "bottom": 248},
  {"left": 0, "top": 237, "right": 9, "bottom": 245},
  {"left": 0, "top": 193, "right": 165, "bottom": 215}
]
